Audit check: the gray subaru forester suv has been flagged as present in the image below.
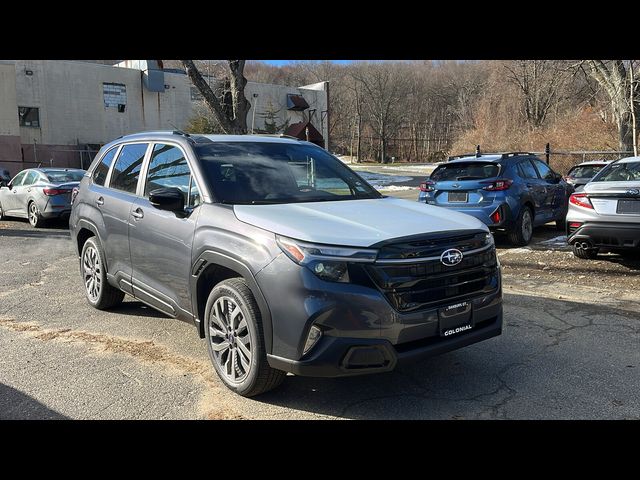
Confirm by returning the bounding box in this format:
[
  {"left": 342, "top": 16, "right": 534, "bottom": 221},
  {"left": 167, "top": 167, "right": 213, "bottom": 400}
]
[{"left": 70, "top": 131, "right": 503, "bottom": 396}]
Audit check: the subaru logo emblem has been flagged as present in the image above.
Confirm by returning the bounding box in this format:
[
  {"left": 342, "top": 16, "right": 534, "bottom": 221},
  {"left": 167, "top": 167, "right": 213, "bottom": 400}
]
[
  {"left": 626, "top": 188, "right": 639, "bottom": 196},
  {"left": 441, "top": 248, "right": 463, "bottom": 266}
]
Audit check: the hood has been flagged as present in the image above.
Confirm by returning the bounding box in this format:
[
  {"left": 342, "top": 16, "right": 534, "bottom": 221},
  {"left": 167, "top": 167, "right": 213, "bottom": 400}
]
[{"left": 233, "top": 197, "right": 488, "bottom": 247}]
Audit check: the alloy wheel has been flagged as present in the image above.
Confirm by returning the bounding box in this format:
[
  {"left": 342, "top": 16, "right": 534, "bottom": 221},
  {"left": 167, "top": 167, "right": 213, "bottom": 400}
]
[
  {"left": 82, "top": 245, "right": 102, "bottom": 302},
  {"left": 521, "top": 209, "right": 533, "bottom": 242},
  {"left": 28, "top": 203, "right": 38, "bottom": 226},
  {"left": 208, "top": 296, "right": 252, "bottom": 383}
]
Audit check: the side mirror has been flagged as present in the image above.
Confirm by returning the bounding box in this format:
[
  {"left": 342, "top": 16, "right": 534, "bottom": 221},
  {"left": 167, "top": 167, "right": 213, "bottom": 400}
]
[{"left": 149, "top": 187, "right": 185, "bottom": 212}]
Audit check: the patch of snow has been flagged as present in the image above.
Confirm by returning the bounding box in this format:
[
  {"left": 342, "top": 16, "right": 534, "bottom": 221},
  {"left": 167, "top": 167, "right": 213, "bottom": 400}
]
[
  {"left": 358, "top": 171, "right": 413, "bottom": 186},
  {"left": 376, "top": 185, "right": 417, "bottom": 192}
]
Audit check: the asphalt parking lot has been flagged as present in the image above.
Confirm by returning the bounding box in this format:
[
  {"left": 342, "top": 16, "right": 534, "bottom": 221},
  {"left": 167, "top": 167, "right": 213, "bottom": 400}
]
[{"left": 1, "top": 184, "right": 639, "bottom": 419}]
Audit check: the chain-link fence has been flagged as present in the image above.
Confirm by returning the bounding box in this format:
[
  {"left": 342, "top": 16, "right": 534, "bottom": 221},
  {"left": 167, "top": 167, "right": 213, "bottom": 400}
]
[
  {"left": 532, "top": 150, "right": 634, "bottom": 175},
  {"left": 20, "top": 144, "right": 101, "bottom": 171}
]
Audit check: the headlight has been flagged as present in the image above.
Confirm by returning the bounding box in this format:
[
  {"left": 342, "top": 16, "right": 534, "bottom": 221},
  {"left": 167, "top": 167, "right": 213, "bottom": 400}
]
[
  {"left": 276, "top": 235, "right": 377, "bottom": 283},
  {"left": 485, "top": 232, "right": 495, "bottom": 247}
]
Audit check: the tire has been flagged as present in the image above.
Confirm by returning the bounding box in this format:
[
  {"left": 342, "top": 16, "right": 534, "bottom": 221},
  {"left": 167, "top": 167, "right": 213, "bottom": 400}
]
[
  {"left": 204, "top": 278, "right": 285, "bottom": 397},
  {"left": 0, "top": 201, "right": 6, "bottom": 220},
  {"left": 28, "top": 201, "right": 44, "bottom": 228},
  {"left": 508, "top": 206, "right": 534, "bottom": 246},
  {"left": 555, "top": 212, "right": 567, "bottom": 231},
  {"left": 80, "top": 236, "right": 125, "bottom": 309},
  {"left": 572, "top": 242, "right": 599, "bottom": 259}
]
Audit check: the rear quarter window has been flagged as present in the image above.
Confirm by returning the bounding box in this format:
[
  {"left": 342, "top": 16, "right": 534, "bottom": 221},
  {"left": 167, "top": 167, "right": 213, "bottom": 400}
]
[
  {"left": 92, "top": 147, "right": 119, "bottom": 186},
  {"left": 430, "top": 162, "right": 501, "bottom": 181}
]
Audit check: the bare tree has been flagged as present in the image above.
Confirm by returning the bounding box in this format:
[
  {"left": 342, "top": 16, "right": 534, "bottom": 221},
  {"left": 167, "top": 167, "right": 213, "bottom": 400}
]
[
  {"left": 181, "top": 60, "right": 250, "bottom": 134},
  {"left": 503, "top": 60, "right": 573, "bottom": 128},
  {"left": 351, "top": 62, "right": 409, "bottom": 163},
  {"left": 582, "top": 60, "right": 640, "bottom": 151}
]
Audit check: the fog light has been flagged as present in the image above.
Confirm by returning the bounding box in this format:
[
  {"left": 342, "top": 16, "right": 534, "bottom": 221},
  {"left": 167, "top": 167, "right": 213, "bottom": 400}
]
[{"left": 303, "top": 325, "right": 322, "bottom": 355}]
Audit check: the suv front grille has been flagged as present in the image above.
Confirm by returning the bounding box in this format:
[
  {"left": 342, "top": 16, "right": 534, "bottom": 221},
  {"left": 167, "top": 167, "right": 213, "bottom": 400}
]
[{"left": 366, "top": 232, "right": 499, "bottom": 312}]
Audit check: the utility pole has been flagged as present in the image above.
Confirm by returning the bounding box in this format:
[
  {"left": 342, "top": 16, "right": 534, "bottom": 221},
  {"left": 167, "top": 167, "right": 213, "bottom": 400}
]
[
  {"left": 251, "top": 93, "right": 258, "bottom": 134},
  {"left": 630, "top": 61, "right": 638, "bottom": 157}
]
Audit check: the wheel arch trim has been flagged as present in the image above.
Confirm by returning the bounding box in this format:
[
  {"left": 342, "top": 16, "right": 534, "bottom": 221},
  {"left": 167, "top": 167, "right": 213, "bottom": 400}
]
[{"left": 190, "top": 250, "right": 273, "bottom": 353}]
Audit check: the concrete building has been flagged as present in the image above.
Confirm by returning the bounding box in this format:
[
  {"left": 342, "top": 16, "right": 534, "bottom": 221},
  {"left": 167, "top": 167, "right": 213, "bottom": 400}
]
[{"left": 0, "top": 60, "right": 329, "bottom": 176}]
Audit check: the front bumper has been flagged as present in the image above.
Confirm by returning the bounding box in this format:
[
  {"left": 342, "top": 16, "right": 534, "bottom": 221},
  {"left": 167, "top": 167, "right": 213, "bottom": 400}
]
[
  {"left": 267, "top": 310, "right": 502, "bottom": 377},
  {"left": 257, "top": 252, "right": 502, "bottom": 377},
  {"left": 567, "top": 221, "right": 640, "bottom": 249}
]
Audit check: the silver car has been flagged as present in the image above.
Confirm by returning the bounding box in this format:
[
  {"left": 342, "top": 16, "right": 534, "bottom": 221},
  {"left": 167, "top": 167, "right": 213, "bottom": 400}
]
[
  {"left": 0, "top": 168, "right": 86, "bottom": 227},
  {"left": 564, "top": 160, "right": 611, "bottom": 191},
  {"left": 566, "top": 156, "right": 640, "bottom": 259}
]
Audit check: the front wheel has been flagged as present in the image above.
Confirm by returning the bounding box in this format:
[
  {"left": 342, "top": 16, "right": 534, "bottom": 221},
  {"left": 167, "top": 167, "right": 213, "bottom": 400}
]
[
  {"left": 204, "top": 278, "right": 285, "bottom": 397},
  {"left": 508, "top": 206, "right": 534, "bottom": 246}
]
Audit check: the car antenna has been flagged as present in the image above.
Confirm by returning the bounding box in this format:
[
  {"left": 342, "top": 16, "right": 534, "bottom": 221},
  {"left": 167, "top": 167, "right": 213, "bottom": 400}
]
[{"left": 168, "top": 121, "right": 190, "bottom": 137}]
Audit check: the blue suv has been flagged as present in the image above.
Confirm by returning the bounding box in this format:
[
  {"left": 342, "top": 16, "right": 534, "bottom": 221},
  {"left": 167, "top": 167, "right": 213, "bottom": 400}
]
[{"left": 418, "top": 152, "right": 572, "bottom": 245}]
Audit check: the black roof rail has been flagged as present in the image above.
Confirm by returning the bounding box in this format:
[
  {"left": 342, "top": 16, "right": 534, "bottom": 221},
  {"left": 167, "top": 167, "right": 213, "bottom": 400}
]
[
  {"left": 500, "top": 152, "right": 535, "bottom": 159},
  {"left": 190, "top": 135, "right": 214, "bottom": 144},
  {"left": 447, "top": 153, "right": 478, "bottom": 161}
]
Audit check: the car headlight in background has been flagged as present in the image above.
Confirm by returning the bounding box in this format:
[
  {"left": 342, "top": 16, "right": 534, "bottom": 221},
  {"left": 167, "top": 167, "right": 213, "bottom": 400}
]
[{"left": 276, "top": 235, "right": 377, "bottom": 283}]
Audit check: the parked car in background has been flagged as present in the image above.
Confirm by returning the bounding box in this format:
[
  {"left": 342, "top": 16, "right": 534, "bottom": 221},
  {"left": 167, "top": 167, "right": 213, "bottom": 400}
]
[
  {"left": 566, "top": 156, "right": 640, "bottom": 259},
  {"left": 70, "top": 131, "right": 503, "bottom": 397},
  {"left": 418, "top": 152, "right": 572, "bottom": 246},
  {"left": 564, "top": 160, "right": 611, "bottom": 191},
  {"left": 0, "top": 169, "right": 11, "bottom": 187},
  {"left": 0, "top": 168, "right": 86, "bottom": 227}
]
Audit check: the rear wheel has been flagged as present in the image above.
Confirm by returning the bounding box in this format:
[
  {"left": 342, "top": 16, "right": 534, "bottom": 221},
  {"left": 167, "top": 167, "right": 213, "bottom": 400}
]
[
  {"left": 508, "top": 206, "right": 534, "bottom": 246},
  {"left": 572, "top": 242, "right": 599, "bottom": 259},
  {"left": 28, "top": 201, "right": 44, "bottom": 228},
  {"left": 205, "top": 278, "right": 285, "bottom": 397},
  {"left": 80, "top": 236, "right": 125, "bottom": 309}
]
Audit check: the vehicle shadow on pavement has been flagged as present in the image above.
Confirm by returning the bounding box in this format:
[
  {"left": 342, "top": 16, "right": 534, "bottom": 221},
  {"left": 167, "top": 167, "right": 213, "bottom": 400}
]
[
  {"left": 0, "top": 383, "right": 68, "bottom": 419},
  {"left": 252, "top": 293, "right": 640, "bottom": 420},
  {"left": 110, "top": 301, "right": 172, "bottom": 319},
  {"left": 0, "top": 228, "right": 70, "bottom": 239}
]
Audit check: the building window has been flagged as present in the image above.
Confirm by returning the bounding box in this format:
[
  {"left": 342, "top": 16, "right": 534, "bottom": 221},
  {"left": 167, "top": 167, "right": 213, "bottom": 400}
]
[
  {"left": 18, "top": 107, "right": 40, "bottom": 127},
  {"left": 190, "top": 86, "right": 203, "bottom": 101},
  {"left": 103, "top": 82, "right": 127, "bottom": 110}
]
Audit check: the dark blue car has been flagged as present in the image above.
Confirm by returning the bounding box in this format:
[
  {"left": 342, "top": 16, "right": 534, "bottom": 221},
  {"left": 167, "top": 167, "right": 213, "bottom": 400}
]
[{"left": 418, "top": 152, "right": 572, "bottom": 245}]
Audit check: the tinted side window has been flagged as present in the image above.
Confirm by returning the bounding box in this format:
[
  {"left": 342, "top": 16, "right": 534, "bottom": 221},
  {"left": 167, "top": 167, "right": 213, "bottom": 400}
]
[
  {"left": 93, "top": 147, "right": 119, "bottom": 186},
  {"left": 22, "top": 171, "right": 38, "bottom": 186},
  {"left": 145, "top": 144, "right": 202, "bottom": 208},
  {"left": 532, "top": 159, "right": 554, "bottom": 180},
  {"left": 11, "top": 171, "right": 27, "bottom": 186},
  {"left": 518, "top": 160, "right": 539, "bottom": 179},
  {"left": 110, "top": 144, "right": 147, "bottom": 194}
]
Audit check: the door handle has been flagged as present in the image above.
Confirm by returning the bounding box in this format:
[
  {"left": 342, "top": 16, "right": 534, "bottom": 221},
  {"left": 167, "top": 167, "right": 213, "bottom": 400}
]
[
  {"left": 131, "top": 208, "right": 144, "bottom": 219},
  {"left": 96, "top": 196, "right": 104, "bottom": 206}
]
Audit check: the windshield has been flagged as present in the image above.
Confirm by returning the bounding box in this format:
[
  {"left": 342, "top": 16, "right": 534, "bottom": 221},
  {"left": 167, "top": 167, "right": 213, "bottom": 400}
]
[
  {"left": 45, "top": 170, "right": 85, "bottom": 183},
  {"left": 567, "top": 165, "right": 606, "bottom": 178},
  {"left": 195, "top": 142, "right": 381, "bottom": 204},
  {"left": 430, "top": 162, "right": 501, "bottom": 181},
  {"left": 592, "top": 161, "right": 640, "bottom": 182}
]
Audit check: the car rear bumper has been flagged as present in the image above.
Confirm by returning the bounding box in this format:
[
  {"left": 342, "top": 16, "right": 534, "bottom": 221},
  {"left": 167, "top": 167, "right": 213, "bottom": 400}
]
[
  {"left": 417, "top": 197, "right": 514, "bottom": 229},
  {"left": 567, "top": 221, "right": 640, "bottom": 249}
]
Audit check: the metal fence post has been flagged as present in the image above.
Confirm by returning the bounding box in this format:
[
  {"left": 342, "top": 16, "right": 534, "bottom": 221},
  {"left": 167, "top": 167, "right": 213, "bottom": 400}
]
[{"left": 545, "top": 143, "right": 550, "bottom": 165}]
